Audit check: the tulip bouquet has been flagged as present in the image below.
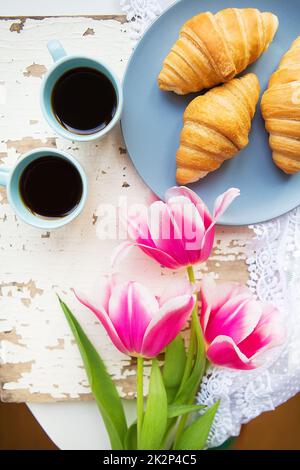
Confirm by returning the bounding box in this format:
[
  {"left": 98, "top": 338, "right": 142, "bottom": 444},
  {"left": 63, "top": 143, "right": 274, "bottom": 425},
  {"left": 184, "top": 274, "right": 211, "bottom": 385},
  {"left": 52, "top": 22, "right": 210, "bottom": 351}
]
[{"left": 58, "top": 187, "right": 284, "bottom": 450}]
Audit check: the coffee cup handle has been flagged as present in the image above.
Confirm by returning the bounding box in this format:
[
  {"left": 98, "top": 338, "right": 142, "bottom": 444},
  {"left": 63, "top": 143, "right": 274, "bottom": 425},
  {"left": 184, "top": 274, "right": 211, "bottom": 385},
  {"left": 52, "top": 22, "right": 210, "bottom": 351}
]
[
  {"left": 47, "top": 40, "right": 67, "bottom": 62},
  {"left": 0, "top": 166, "right": 9, "bottom": 187}
]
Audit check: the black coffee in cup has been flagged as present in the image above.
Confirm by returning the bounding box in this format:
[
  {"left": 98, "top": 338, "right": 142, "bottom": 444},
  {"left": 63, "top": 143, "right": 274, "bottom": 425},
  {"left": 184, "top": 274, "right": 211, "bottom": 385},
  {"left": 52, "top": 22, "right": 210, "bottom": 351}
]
[
  {"left": 19, "top": 156, "right": 83, "bottom": 218},
  {"left": 51, "top": 67, "right": 117, "bottom": 135}
]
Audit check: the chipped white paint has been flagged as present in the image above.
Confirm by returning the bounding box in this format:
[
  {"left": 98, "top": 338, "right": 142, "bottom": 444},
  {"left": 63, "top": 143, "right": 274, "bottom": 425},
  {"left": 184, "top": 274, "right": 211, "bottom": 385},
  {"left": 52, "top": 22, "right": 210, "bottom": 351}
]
[{"left": 0, "top": 16, "right": 253, "bottom": 402}]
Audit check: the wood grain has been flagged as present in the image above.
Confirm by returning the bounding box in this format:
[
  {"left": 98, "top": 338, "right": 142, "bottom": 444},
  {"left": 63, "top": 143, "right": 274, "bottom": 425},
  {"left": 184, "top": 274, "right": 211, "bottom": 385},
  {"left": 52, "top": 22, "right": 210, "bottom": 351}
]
[{"left": 0, "top": 15, "right": 253, "bottom": 403}]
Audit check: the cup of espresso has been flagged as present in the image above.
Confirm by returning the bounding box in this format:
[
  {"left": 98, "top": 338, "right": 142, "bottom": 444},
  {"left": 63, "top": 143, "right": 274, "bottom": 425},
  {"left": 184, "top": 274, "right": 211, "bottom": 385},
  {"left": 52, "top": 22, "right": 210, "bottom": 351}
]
[
  {"left": 0, "top": 148, "right": 88, "bottom": 229},
  {"left": 41, "top": 40, "right": 123, "bottom": 141}
]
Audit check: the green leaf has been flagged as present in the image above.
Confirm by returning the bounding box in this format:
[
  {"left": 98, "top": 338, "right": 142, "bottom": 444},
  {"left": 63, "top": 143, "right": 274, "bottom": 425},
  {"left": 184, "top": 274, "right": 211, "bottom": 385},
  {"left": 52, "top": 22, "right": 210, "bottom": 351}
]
[
  {"left": 174, "top": 401, "right": 220, "bottom": 450},
  {"left": 58, "top": 297, "right": 127, "bottom": 450},
  {"left": 174, "top": 349, "right": 204, "bottom": 405},
  {"left": 175, "top": 360, "right": 204, "bottom": 405},
  {"left": 175, "top": 313, "right": 206, "bottom": 405},
  {"left": 167, "top": 404, "right": 206, "bottom": 419},
  {"left": 125, "top": 422, "right": 137, "bottom": 450},
  {"left": 140, "top": 359, "right": 168, "bottom": 450},
  {"left": 162, "top": 335, "right": 187, "bottom": 403}
]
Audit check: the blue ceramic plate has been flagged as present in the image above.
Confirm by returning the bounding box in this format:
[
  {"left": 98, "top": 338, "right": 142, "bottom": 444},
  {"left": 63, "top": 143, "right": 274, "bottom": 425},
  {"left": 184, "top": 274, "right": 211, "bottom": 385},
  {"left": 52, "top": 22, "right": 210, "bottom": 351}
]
[{"left": 122, "top": 0, "right": 300, "bottom": 225}]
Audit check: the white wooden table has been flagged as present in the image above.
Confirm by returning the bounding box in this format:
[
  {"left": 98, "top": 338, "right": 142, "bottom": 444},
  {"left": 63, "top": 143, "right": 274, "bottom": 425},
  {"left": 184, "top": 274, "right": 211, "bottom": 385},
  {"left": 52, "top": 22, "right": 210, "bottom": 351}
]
[
  {"left": 2, "top": 1, "right": 125, "bottom": 450},
  {"left": 1, "top": 1, "right": 252, "bottom": 449}
]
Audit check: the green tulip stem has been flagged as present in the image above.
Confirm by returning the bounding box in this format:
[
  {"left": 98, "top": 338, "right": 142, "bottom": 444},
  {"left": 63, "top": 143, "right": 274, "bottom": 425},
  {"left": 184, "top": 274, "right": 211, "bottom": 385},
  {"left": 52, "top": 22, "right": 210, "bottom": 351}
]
[
  {"left": 176, "top": 265, "right": 198, "bottom": 395},
  {"left": 187, "top": 266, "right": 206, "bottom": 362},
  {"left": 173, "top": 265, "right": 207, "bottom": 448},
  {"left": 137, "top": 356, "right": 144, "bottom": 448},
  {"left": 185, "top": 265, "right": 198, "bottom": 374},
  {"left": 187, "top": 264, "right": 196, "bottom": 284}
]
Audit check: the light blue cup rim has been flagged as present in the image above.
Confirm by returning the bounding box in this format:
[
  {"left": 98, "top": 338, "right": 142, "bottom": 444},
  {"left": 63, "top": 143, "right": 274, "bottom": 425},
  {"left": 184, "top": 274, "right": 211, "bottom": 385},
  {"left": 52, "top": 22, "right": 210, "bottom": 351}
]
[
  {"left": 40, "top": 41, "right": 123, "bottom": 142},
  {"left": 3, "top": 147, "right": 88, "bottom": 230}
]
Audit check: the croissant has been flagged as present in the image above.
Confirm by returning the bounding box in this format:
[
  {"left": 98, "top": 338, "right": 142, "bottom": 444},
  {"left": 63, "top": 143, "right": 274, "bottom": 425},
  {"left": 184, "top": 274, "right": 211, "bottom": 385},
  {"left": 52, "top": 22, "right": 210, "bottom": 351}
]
[
  {"left": 176, "top": 73, "right": 260, "bottom": 184},
  {"left": 261, "top": 37, "right": 300, "bottom": 174},
  {"left": 158, "top": 8, "right": 278, "bottom": 95}
]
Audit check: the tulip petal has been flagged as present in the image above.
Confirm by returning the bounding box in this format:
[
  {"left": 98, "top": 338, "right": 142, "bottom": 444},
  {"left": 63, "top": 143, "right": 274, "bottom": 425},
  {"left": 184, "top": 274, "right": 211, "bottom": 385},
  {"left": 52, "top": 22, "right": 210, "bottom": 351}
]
[
  {"left": 157, "top": 277, "right": 195, "bottom": 306},
  {"left": 141, "top": 294, "right": 195, "bottom": 357},
  {"left": 167, "top": 195, "right": 206, "bottom": 265},
  {"left": 111, "top": 240, "right": 134, "bottom": 268},
  {"left": 199, "top": 225, "right": 216, "bottom": 262},
  {"left": 130, "top": 282, "right": 160, "bottom": 353},
  {"left": 147, "top": 200, "right": 188, "bottom": 266},
  {"left": 108, "top": 281, "right": 159, "bottom": 355},
  {"left": 200, "top": 188, "right": 240, "bottom": 253},
  {"left": 200, "top": 277, "right": 250, "bottom": 334},
  {"left": 120, "top": 199, "right": 185, "bottom": 269},
  {"left": 212, "top": 188, "right": 241, "bottom": 221},
  {"left": 111, "top": 239, "right": 181, "bottom": 270},
  {"left": 73, "top": 289, "right": 129, "bottom": 355},
  {"left": 238, "top": 304, "right": 285, "bottom": 359},
  {"left": 136, "top": 242, "right": 183, "bottom": 269},
  {"left": 207, "top": 335, "right": 257, "bottom": 370},
  {"left": 107, "top": 281, "right": 133, "bottom": 352},
  {"left": 83, "top": 276, "right": 112, "bottom": 313},
  {"left": 165, "top": 186, "right": 212, "bottom": 229},
  {"left": 205, "top": 296, "right": 262, "bottom": 345}
]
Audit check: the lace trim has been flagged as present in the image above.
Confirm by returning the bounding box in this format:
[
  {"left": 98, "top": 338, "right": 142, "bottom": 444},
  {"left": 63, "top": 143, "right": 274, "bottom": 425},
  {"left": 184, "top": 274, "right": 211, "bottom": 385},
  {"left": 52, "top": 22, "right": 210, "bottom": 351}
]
[{"left": 120, "top": 0, "right": 162, "bottom": 41}]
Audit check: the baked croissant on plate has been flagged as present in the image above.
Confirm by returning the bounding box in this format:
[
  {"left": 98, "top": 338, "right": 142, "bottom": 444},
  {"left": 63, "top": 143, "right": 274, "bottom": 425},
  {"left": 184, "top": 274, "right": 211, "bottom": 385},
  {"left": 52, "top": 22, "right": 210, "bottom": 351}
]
[
  {"left": 176, "top": 73, "right": 260, "bottom": 185},
  {"left": 158, "top": 8, "right": 278, "bottom": 95},
  {"left": 261, "top": 37, "right": 300, "bottom": 174}
]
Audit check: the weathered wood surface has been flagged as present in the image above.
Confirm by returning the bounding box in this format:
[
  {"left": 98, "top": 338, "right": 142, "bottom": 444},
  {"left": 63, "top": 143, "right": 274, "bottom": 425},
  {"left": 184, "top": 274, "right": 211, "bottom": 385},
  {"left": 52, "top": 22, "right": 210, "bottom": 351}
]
[{"left": 0, "top": 16, "right": 253, "bottom": 403}]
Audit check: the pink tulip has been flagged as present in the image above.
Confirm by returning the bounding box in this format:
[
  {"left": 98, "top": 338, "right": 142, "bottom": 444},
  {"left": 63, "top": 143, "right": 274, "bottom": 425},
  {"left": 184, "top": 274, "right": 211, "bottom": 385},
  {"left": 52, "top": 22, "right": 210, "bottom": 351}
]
[
  {"left": 200, "top": 277, "right": 285, "bottom": 370},
  {"left": 113, "top": 187, "right": 240, "bottom": 270},
  {"left": 74, "top": 276, "right": 195, "bottom": 358}
]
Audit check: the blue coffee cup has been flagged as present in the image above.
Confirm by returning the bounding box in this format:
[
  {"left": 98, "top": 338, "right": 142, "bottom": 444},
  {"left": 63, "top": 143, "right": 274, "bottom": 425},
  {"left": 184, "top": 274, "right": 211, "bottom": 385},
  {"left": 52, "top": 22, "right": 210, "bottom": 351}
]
[
  {"left": 41, "top": 40, "right": 123, "bottom": 141},
  {"left": 0, "top": 148, "right": 88, "bottom": 229}
]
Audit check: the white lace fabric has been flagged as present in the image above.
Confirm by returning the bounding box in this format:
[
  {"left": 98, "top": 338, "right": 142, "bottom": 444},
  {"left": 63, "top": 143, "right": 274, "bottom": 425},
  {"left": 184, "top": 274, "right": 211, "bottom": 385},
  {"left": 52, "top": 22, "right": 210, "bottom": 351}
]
[
  {"left": 120, "top": 0, "right": 163, "bottom": 40},
  {"left": 120, "top": 0, "right": 300, "bottom": 448}
]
